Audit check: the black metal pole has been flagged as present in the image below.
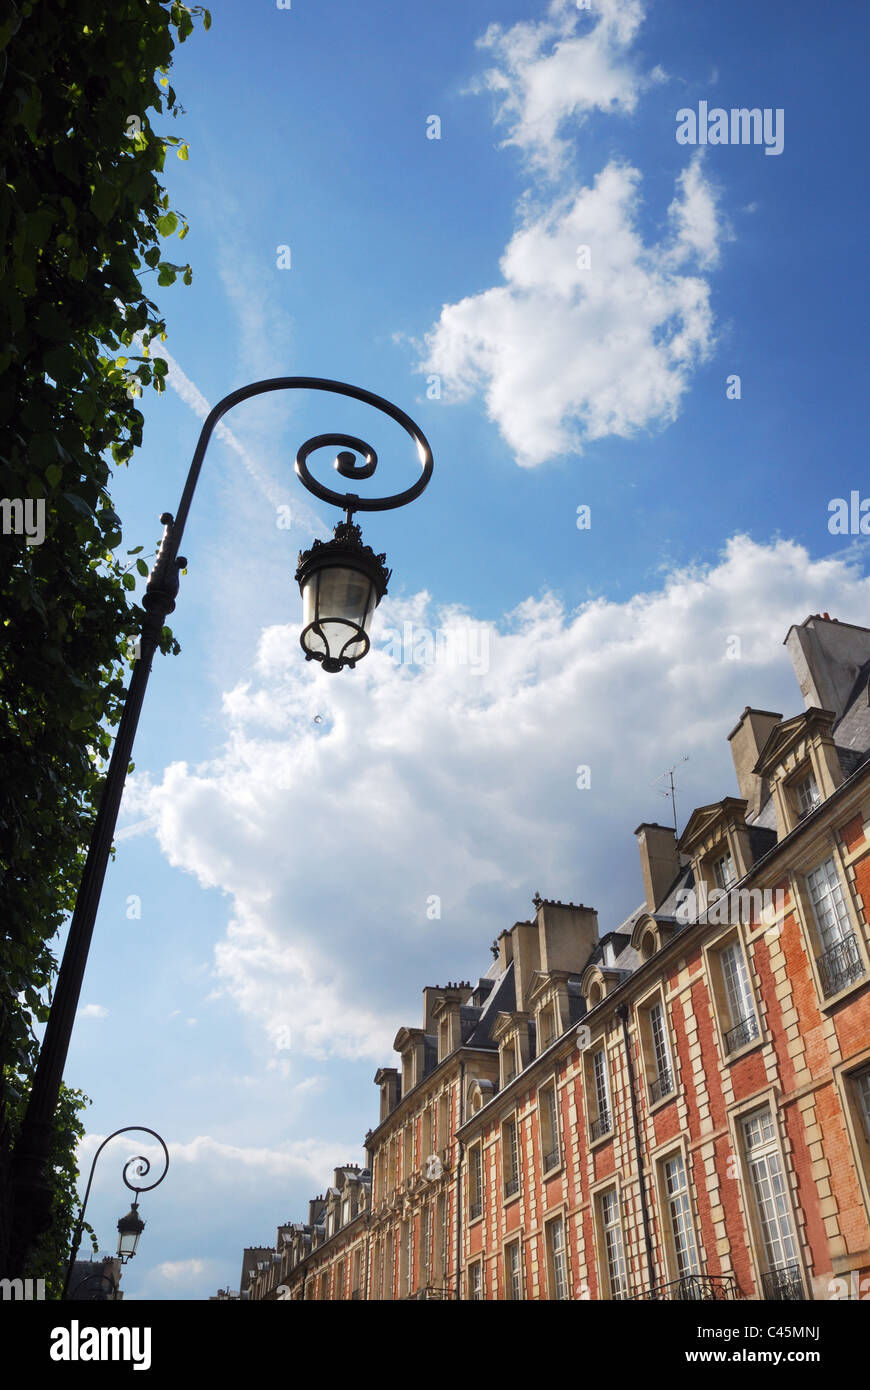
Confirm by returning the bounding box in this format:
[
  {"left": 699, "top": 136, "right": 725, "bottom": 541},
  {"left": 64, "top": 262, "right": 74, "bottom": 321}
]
[{"left": 9, "top": 376, "right": 433, "bottom": 1277}]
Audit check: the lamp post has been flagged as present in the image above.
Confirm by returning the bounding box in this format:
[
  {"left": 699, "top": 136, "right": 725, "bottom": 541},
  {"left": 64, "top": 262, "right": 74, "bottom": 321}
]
[
  {"left": 63, "top": 1126, "right": 169, "bottom": 1299},
  {"left": 10, "top": 378, "right": 433, "bottom": 1274}
]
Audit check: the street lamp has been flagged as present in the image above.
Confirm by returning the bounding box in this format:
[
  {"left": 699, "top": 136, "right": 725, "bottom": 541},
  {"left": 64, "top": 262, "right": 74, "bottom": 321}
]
[
  {"left": 9, "top": 378, "right": 433, "bottom": 1275},
  {"left": 64, "top": 1126, "right": 169, "bottom": 1298}
]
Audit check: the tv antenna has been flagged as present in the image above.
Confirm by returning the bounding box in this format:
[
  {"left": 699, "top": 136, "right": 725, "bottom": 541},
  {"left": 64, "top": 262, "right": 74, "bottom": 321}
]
[{"left": 651, "top": 756, "right": 690, "bottom": 835}]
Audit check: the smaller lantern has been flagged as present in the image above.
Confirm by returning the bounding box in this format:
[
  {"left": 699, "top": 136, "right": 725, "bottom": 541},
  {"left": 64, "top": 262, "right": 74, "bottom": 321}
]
[
  {"left": 295, "top": 520, "right": 391, "bottom": 672},
  {"left": 116, "top": 1201, "right": 145, "bottom": 1262}
]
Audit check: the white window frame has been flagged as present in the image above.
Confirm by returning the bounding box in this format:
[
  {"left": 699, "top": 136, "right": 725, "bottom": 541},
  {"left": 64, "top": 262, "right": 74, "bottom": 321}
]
[{"left": 598, "top": 1187, "right": 629, "bottom": 1299}]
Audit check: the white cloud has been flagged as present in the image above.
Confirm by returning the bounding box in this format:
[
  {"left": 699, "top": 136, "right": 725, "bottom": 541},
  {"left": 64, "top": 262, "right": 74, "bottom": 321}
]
[
  {"left": 154, "top": 1258, "right": 207, "bottom": 1283},
  {"left": 133, "top": 537, "right": 870, "bottom": 1066},
  {"left": 421, "top": 156, "right": 721, "bottom": 465},
  {"left": 78, "top": 1132, "right": 359, "bottom": 1187},
  {"left": 475, "top": 0, "right": 664, "bottom": 175},
  {"left": 76, "top": 1003, "right": 108, "bottom": 1020}
]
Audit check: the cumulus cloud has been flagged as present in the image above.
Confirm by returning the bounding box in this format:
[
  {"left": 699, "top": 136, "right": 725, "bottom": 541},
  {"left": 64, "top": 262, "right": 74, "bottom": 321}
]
[
  {"left": 76, "top": 1003, "right": 108, "bottom": 1020},
  {"left": 421, "top": 156, "right": 721, "bottom": 465},
  {"left": 154, "top": 1259, "right": 207, "bottom": 1283},
  {"left": 130, "top": 538, "right": 870, "bottom": 1066},
  {"left": 475, "top": 0, "right": 664, "bottom": 175}
]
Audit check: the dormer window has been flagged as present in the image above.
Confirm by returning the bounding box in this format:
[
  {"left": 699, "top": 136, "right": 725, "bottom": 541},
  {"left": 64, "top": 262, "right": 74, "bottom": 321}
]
[
  {"left": 795, "top": 770, "right": 821, "bottom": 819},
  {"left": 503, "top": 1040, "right": 518, "bottom": 1086},
  {"left": 712, "top": 851, "right": 736, "bottom": 890}
]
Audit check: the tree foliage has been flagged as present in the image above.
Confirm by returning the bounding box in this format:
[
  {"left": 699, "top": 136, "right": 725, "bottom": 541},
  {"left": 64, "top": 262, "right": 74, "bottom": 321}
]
[{"left": 0, "top": 0, "right": 209, "bottom": 1271}]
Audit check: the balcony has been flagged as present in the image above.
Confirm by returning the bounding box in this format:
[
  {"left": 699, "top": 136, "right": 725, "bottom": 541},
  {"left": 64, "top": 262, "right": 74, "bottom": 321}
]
[
  {"left": 590, "top": 1112, "right": 612, "bottom": 1141},
  {"left": 469, "top": 1198, "right": 482, "bottom": 1220},
  {"left": 503, "top": 1175, "right": 519, "bottom": 1198},
  {"left": 816, "top": 932, "right": 866, "bottom": 998},
  {"left": 761, "top": 1263, "right": 805, "bottom": 1301},
  {"left": 724, "top": 1013, "right": 760, "bottom": 1054},
  {"left": 542, "top": 1147, "right": 560, "bottom": 1172},
  {"left": 621, "top": 1273, "right": 741, "bottom": 1302},
  {"left": 648, "top": 1068, "right": 675, "bottom": 1105}
]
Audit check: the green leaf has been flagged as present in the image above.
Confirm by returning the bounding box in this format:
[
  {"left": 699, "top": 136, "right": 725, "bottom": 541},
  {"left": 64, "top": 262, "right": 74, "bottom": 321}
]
[
  {"left": 155, "top": 210, "right": 178, "bottom": 237},
  {"left": 157, "top": 263, "right": 177, "bottom": 286},
  {"left": 122, "top": 572, "right": 136, "bottom": 590},
  {"left": 136, "top": 558, "right": 149, "bottom": 577},
  {"left": 177, "top": 143, "right": 189, "bottom": 161},
  {"left": 143, "top": 246, "right": 161, "bottom": 268},
  {"left": 45, "top": 464, "right": 62, "bottom": 488}
]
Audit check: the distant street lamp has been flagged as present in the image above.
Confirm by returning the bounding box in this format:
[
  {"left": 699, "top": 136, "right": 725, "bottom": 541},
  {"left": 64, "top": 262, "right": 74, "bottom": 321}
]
[
  {"left": 64, "top": 1126, "right": 170, "bottom": 1298},
  {"left": 10, "top": 379, "right": 433, "bottom": 1275}
]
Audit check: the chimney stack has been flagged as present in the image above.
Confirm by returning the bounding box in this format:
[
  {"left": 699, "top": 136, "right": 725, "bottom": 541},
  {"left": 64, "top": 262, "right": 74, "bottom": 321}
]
[
  {"left": 727, "top": 708, "right": 782, "bottom": 818},
  {"left": 634, "top": 823, "right": 681, "bottom": 913},
  {"left": 785, "top": 615, "right": 870, "bottom": 720}
]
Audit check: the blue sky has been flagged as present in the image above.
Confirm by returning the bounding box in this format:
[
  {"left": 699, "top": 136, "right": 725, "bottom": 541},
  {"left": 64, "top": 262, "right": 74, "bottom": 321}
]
[{"left": 60, "top": 0, "right": 870, "bottom": 1298}]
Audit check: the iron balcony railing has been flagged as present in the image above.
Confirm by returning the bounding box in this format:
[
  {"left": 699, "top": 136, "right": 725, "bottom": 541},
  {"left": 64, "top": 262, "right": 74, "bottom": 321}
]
[
  {"left": 648, "top": 1068, "right": 675, "bottom": 1104},
  {"left": 542, "top": 1148, "right": 560, "bottom": 1172},
  {"left": 724, "top": 1013, "right": 760, "bottom": 1054},
  {"left": 503, "top": 1175, "right": 520, "bottom": 1198},
  {"left": 590, "top": 1112, "right": 612, "bottom": 1141},
  {"left": 469, "top": 1197, "right": 482, "bottom": 1220},
  {"left": 619, "top": 1273, "right": 741, "bottom": 1302},
  {"left": 761, "top": 1263, "right": 805, "bottom": 1301},
  {"left": 816, "top": 932, "right": 866, "bottom": 998}
]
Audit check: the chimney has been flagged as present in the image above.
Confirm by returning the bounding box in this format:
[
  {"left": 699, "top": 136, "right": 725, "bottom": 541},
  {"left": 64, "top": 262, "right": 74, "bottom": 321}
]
[
  {"left": 534, "top": 899, "right": 599, "bottom": 979},
  {"left": 785, "top": 615, "right": 870, "bottom": 720},
  {"left": 634, "top": 823, "right": 682, "bottom": 913},
  {"left": 511, "top": 920, "right": 541, "bottom": 1013},
  {"left": 726, "top": 709, "right": 782, "bottom": 818},
  {"left": 308, "top": 1196, "right": 326, "bottom": 1227}
]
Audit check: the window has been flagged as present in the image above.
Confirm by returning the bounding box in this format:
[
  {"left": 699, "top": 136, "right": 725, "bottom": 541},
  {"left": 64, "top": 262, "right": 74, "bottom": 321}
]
[
  {"left": 399, "top": 1219, "right": 411, "bottom": 1298},
  {"left": 438, "top": 1090, "right": 449, "bottom": 1150},
  {"left": 503, "top": 1040, "right": 518, "bottom": 1085},
  {"left": 468, "top": 1143, "right": 483, "bottom": 1220},
  {"left": 722, "top": 941, "right": 759, "bottom": 1049},
  {"left": 858, "top": 1068, "right": 870, "bottom": 1141},
  {"left": 598, "top": 1188, "right": 628, "bottom": 1299},
  {"left": 503, "top": 1118, "right": 520, "bottom": 1198},
  {"left": 806, "top": 855, "right": 865, "bottom": 996},
  {"left": 546, "top": 1216, "right": 569, "bottom": 1300},
  {"left": 422, "top": 1105, "right": 433, "bottom": 1161},
  {"left": 538, "top": 1003, "right": 557, "bottom": 1049},
  {"left": 319, "top": 1271, "right": 328, "bottom": 1300},
  {"left": 402, "top": 1123, "right": 413, "bottom": 1180},
  {"left": 540, "top": 1082, "right": 560, "bottom": 1173},
  {"left": 505, "top": 1240, "right": 523, "bottom": 1301},
  {"left": 648, "top": 1000, "right": 674, "bottom": 1103},
  {"left": 740, "top": 1107, "right": 801, "bottom": 1298},
  {"left": 795, "top": 770, "right": 821, "bottom": 818},
  {"left": 468, "top": 1261, "right": 482, "bottom": 1301},
  {"left": 713, "top": 851, "right": 736, "bottom": 890},
  {"left": 433, "top": 1192, "right": 447, "bottom": 1287},
  {"left": 590, "top": 1046, "right": 612, "bottom": 1139},
  {"left": 335, "top": 1259, "right": 345, "bottom": 1300},
  {"left": 660, "top": 1152, "right": 699, "bottom": 1281},
  {"left": 351, "top": 1248, "right": 361, "bottom": 1299},
  {"left": 418, "top": 1203, "right": 431, "bottom": 1288},
  {"left": 341, "top": 1195, "right": 352, "bottom": 1227}
]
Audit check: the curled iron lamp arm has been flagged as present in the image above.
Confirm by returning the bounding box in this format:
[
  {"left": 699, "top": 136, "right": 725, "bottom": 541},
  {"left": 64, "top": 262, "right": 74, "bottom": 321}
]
[
  {"left": 9, "top": 378, "right": 432, "bottom": 1277},
  {"left": 63, "top": 1126, "right": 169, "bottom": 1299}
]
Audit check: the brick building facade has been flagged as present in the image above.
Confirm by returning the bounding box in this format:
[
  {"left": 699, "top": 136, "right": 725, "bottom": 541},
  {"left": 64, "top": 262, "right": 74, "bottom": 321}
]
[{"left": 239, "top": 614, "right": 870, "bottom": 1301}]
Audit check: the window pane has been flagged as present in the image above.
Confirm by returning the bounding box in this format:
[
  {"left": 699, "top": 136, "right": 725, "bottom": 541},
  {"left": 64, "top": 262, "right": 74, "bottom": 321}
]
[
  {"left": 742, "top": 1108, "right": 799, "bottom": 1272},
  {"left": 663, "top": 1154, "right": 699, "bottom": 1278},
  {"left": 807, "top": 857, "right": 851, "bottom": 951},
  {"left": 600, "top": 1189, "right": 628, "bottom": 1298},
  {"left": 721, "top": 942, "right": 755, "bottom": 1027}
]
